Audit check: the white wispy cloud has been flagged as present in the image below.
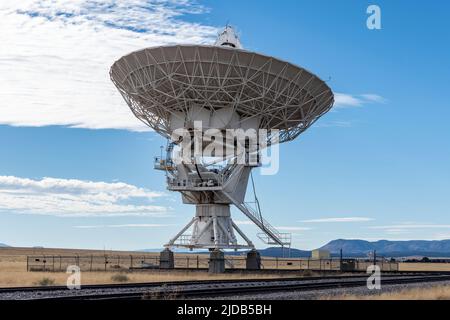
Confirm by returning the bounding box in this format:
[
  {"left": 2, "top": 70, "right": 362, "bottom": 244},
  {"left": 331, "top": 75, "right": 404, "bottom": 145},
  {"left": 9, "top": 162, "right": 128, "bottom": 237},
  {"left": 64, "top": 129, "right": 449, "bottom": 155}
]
[
  {"left": 367, "top": 223, "right": 450, "bottom": 240},
  {"left": 0, "top": 175, "right": 169, "bottom": 217},
  {"left": 359, "top": 94, "right": 386, "bottom": 103},
  {"left": 275, "top": 226, "right": 312, "bottom": 231},
  {"left": 382, "top": 228, "right": 412, "bottom": 235},
  {"left": 314, "top": 120, "right": 352, "bottom": 128},
  {"left": 234, "top": 220, "right": 254, "bottom": 225},
  {"left": 334, "top": 93, "right": 386, "bottom": 109},
  {"left": 0, "top": 1, "right": 385, "bottom": 133},
  {"left": 369, "top": 224, "right": 450, "bottom": 230},
  {"left": 334, "top": 93, "right": 363, "bottom": 108},
  {"left": 0, "top": 0, "right": 218, "bottom": 131},
  {"left": 300, "top": 217, "right": 374, "bottom": 223},
  {"left": 234, "top": 221, "right": 312, "bottom": 231},
  {"left": 431, "top": 233, "right": 450, "bottom": 240},
  {"left": 74, "top": 224, "right": 173, "bottom": 229},
  {"left": 315, "top": 93, "right": 385, "bottom": 128}
]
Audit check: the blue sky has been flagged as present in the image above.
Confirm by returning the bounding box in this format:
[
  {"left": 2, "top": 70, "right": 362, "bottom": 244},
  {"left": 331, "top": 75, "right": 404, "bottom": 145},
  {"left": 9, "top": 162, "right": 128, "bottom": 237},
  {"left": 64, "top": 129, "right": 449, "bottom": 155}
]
[{"left": 0, "top": 0, "right": 449, "bottom": 250}]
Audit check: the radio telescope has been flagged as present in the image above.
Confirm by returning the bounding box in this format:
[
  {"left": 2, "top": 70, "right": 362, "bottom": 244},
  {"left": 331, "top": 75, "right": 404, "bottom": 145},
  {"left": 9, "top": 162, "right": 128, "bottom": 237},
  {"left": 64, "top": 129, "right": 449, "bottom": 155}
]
[{"left": 110, "top": 26, "right": 334, "bottom": 255}]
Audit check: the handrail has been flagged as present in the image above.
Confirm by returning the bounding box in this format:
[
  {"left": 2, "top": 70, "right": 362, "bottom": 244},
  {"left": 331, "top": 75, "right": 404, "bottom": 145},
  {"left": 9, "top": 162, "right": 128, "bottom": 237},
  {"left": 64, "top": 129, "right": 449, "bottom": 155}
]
[
  {"left": 224, "top": 193, "right": 289, "bottom": 246},
  {"left": 167, "top": 176, "right": 223, "bottom": 188}
]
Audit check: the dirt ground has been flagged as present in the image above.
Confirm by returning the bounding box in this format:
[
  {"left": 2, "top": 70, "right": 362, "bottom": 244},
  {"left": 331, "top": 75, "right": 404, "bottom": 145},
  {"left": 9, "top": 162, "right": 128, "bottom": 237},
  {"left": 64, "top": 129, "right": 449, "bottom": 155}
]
[{"left": 323, "top": 284, "right": 450, "bottom": 300}]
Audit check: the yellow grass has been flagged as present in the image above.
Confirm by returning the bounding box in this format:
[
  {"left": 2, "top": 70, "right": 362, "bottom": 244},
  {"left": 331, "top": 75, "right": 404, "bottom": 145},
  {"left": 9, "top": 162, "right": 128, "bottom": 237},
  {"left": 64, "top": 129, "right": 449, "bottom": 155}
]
[
  {"left": 1, "top": 247, "right": 448, "bottom": 288},
  {"left": 0, "top": 247, "right": 302, "bottom": 287},
  {"left": 323, "top": 284, "right": 450, "bottom": 300},
  {"left": 0, "top": 269, "right": 299, "bottom": 287},
  {"left": 398, "top": 262, "right": 450, "bottom": 272}
]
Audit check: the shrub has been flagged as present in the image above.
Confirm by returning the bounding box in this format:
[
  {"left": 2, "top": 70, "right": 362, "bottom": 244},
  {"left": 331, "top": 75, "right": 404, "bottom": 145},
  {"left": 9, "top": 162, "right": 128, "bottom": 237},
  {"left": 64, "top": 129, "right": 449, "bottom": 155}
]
[
  {"left": 302, "top": 270, "right": 314, "bottom": 277},
  {"left": 111, "top": 273, "right": 129, "bottom": 282},
  {"left": 34, "top": 277, "right": 55, "bottom": 286}
]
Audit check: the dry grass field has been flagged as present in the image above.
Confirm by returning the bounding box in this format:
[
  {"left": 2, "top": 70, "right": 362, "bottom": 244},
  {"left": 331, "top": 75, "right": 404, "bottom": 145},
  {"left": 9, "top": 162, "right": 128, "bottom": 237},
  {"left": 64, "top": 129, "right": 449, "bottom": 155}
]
[
  {"left": 1, "top": 247, "right": 448, "bottom": 288},
  {"left": 398, "top": 262, "right": 450, "bottom": 272},
  {"left": 0, "top": 247, "right": 306, "bottom": 288},
  {"left": 323, "top": 284, "right": 450, "bottom": 300}
]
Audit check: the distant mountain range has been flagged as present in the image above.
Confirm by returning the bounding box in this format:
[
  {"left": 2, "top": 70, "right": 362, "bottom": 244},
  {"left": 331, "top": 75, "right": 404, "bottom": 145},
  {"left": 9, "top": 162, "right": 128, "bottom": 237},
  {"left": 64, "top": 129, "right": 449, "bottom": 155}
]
[
  {"left": 3, "top": 239, "right": 448, "bottom": 257},
  {"left": 140, "top": 247, "right": 310, "bottom": 257},
  {"left": 248, "top": 247, "right": 311, "bottom": 258},
  {"left": 140, "top": 239, "right": 450, "bottom": 258},
  {"left": 319, "top": 239, "right": 450, "bottom": 257}
]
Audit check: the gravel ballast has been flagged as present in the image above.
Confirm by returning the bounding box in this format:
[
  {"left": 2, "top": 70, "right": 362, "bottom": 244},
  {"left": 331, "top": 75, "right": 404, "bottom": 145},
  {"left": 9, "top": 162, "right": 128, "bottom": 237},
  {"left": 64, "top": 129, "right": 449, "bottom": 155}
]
[{"left": 196, "top": 280, "right": 450, "bottom": 300}]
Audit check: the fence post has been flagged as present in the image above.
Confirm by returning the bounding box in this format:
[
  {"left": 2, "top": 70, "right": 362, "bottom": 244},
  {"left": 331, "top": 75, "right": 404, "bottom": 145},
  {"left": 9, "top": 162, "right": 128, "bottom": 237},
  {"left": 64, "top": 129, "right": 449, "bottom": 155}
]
[
  {"left": 104, "top": 256, "right": 108, "bottom": 271},
  {"left": 90, "top": 255, "right": 93, "bottom": 272},
  {"left": 26, "top": 256, "right": 29, "bottom": 272},
  {"left": 276, "top": 257, "right": 279, "bottom": 269},
  {"left": 130, "top": 255, "right": 133, "bottom": 269},
  {"left": 196, "top": 255, "right": 199, "bottom": 269},
  {"left": 52, "top": 256, "right": 55, "bottom": 272},
  {"left": 307, "top": 258, "right": 310, "bottom": 270}
]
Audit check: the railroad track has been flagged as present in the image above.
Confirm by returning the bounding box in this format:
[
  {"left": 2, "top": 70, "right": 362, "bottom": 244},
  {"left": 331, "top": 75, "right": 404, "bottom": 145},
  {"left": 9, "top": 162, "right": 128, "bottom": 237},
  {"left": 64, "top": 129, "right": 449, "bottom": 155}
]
[
  {"left": 2, "top": 273, "right": 450, "bottom": 300},
  {"left": 0, "top": 272, "right": 441, "bottom": 294},
  {"left": 0, "top": 274, "right": 377, "bottom": 294}
]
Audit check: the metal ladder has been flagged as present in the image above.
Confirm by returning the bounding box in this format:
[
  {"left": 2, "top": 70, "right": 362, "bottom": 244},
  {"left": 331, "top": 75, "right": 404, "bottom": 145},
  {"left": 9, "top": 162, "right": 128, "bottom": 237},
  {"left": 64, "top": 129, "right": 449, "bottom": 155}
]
[
  {"left": 223, "top": 173, "right": 291, "bottom": 247},
  {"left": 228, "top": 198, "right": 291, "bottom": 246}
]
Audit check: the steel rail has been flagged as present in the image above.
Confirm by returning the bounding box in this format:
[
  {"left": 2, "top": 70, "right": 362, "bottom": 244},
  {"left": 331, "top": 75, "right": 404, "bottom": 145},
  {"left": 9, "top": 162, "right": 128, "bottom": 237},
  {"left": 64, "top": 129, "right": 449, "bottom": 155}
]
[
  {"left": 4, "top": 274, "right": 450, "bottom": 300},
  {"left": 0, "top": 274, "right": 374, "bottom": 293}
]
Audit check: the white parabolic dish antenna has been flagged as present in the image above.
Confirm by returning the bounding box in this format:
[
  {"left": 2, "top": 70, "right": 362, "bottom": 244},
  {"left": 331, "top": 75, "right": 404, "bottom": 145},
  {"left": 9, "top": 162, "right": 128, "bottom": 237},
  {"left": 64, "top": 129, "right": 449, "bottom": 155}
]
[{"left": 110, "top": 26, "right": 334, "bottom": 251}]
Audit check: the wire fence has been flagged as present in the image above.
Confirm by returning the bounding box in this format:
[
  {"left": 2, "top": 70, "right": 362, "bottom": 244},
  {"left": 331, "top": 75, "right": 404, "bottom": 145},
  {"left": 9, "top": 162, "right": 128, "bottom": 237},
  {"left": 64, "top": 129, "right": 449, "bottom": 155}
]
[
  {"left": 27, "top": 255, "right": 160, "bottom": 272},
  {"left": 26, "top": 254, "right": 398, "bottom": 272}
]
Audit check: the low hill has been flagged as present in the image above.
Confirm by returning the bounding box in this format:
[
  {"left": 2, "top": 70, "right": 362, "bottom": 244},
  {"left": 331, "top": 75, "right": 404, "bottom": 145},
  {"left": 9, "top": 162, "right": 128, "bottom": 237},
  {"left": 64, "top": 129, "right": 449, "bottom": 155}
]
[
  {"left": 257, "top": 247, "right": 310, "bottom": 258},
  {"left": 320, "top": 239, "right": 450, "bottom": 257},
  {"left": 139, "top": 239, "right": 450, "bottom": 258}
]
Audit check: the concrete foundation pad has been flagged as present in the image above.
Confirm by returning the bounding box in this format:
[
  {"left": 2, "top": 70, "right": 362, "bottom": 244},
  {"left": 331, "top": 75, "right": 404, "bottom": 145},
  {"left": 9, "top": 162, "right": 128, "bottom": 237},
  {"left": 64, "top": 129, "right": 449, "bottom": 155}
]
[
  {"left": 159, "top": 248, "right": 174, "bottom": 269},
  {"left": 209, "top": 249, "right": 225, "bottom": 273},
  {"left": 246, "top": 249, "right": 261, "bottom": 270}
]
